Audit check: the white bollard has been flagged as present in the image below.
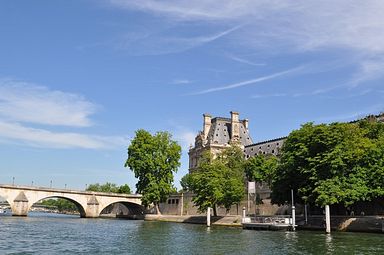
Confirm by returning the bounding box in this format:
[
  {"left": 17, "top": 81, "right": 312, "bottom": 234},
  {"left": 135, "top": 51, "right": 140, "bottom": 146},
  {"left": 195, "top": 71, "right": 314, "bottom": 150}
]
[
  {"left": 325, "top": 205, "right": 331, "bottom": 234},
  {"left": 207, "top": 207, "right": 211, "bottom": 227},
  {"left": 292, "top": 205, "right": 296, "bottom": 231}
]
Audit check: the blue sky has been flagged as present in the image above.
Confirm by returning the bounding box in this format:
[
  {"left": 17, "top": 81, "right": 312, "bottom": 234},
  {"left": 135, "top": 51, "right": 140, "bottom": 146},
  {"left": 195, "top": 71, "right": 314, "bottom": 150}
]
[{"left": 1, "top": 0, "right": 384, "bottom": 191}]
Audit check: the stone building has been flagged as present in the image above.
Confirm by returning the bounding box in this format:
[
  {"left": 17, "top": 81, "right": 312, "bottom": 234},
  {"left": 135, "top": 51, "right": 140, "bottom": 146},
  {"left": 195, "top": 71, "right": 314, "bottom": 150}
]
[
  {"left": 188, "top": 111, "right": 285, "bottom": 173},
  {"left": 188, "top": 111, "right": 253, "bottom": 172},
  {"left": 189, "top": 111, "right": 384, "bottom": 172}
]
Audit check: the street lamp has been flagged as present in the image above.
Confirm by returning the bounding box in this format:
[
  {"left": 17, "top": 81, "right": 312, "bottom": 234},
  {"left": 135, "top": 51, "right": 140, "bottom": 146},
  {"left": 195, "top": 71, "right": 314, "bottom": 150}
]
[
  {"left": 50, "top": 180, "right": 52, "bottom": 188},
  {"left": 12, "top": 177, "right": 15, "bottom": 186}
]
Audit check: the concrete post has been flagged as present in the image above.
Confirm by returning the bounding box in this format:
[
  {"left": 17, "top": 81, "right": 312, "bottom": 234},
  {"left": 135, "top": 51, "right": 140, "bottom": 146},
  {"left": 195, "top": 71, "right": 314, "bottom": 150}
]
[
  {"left": 325, "top": 205, "right": 331, "bottom": 233},
  {"left": 207, "top": 207, "right": 211, "bottom": 227},
  {"left": 292, "top": 205, "right": 296, "bottom": 231},
  {"left": 180, "top": 193, "right": 184, "bottom": 216},
  {"left": 304, "top": 204, "right": 308, "bottom": 225},
  {"left": 291, "top": 189, "right": 296, "bottom": 231}
]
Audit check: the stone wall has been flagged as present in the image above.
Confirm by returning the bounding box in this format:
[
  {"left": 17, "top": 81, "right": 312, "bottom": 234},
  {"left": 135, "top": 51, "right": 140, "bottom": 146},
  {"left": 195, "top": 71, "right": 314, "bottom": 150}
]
[{"left": 158, "top": 192, "right": 285, "bottom": 216}]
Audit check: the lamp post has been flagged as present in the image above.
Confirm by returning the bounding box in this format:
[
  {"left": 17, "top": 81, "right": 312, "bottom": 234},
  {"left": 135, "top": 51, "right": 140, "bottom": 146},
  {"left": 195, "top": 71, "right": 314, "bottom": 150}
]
[
  {"left": 50, "top": 180, "right": 52, "bottom": 188},
  {"left": 12, "top": 177, "right": 15, "bottom": 186}
]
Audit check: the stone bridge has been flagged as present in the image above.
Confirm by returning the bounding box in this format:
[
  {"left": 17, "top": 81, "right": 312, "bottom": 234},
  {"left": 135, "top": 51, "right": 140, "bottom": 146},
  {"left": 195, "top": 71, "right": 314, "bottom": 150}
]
[{"left": 0, "top": 184, "right": 143, "bottom": 218}]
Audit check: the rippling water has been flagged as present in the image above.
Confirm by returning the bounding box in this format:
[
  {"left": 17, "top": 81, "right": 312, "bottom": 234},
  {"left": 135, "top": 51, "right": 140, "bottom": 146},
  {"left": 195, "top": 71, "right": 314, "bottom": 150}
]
[{"left": 0, "top": 212, "right": 383, "bottom": 254}]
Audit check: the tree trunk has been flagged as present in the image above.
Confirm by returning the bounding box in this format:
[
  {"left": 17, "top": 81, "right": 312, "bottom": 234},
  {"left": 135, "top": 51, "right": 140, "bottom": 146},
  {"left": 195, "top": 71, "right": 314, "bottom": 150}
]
[
  {"left": 155, "top": 203, "right": 162, "bottom": 215},
  {"left": 213, "top": 204, "right": 217, "bottom": 216}
]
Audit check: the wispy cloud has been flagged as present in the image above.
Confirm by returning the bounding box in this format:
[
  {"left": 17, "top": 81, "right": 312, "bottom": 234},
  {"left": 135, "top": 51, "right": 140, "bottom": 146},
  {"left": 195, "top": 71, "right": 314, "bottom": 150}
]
[
  {"left": 109, "top": 1, "right": 384, "bottom": 86},
  {"left": 0, "top": 79, "right": 97, "bottom": 127},
  {"left": 189, "top": 66, "right": 302, "bottom": 95},
  {"left": 349, "top": 57, "right": 384, "bottom": 87},
  {"left": 313, "top": 105, "right": 384, "bottom": 124},
  {"left": 227, "top": 54, "right": 265, "bottom": 66},
  {"left": 0, "top": 121, "right": 126, "bottom": 149},
  {"left": 116, "top": 25, "right": 242, "bottom": 55},
  {"left": 174, "top": 130, "right": 196, "bottom": 150},
  {"left": 109, "top": 0, "right": 257, "bottom": 21},
  {"left": 0, "top": 79, "right": 126, "bottom": 149},
  {"left": 251, "top": 93, "right": 287, "bottom": 99},
  {"left": 171, "top": 79, "right": 192, "bottom": 85}
]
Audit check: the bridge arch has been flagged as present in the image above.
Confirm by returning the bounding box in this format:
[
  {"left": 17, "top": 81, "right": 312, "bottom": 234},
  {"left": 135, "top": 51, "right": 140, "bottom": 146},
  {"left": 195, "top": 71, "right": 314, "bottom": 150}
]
[
  {"left": 31, "top": 196, "right": 86, "bottom": 217},
  {"left": 99, "top": 201, "right": 144, "bottom": 218}
]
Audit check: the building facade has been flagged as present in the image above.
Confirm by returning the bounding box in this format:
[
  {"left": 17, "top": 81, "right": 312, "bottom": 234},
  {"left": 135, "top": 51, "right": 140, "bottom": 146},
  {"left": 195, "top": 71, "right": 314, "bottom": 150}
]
[
  {"left": 189, "top": 111, "right": 384, "bottom": 173},
  {"left": 188, "top": 111, "right": 286, "bottom": 173}
]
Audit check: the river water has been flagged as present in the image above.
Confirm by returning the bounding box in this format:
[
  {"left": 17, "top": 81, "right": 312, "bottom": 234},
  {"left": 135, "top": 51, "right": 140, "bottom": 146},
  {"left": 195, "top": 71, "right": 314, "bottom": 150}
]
[{"left": 0, "top": 212, "right": 383, "bottom": 254}]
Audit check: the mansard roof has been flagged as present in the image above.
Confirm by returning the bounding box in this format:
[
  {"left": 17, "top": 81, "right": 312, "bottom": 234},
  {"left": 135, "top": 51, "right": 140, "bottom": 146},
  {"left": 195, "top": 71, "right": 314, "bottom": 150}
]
[
  {"left": 245, "top": 136, "right": 287, "bottom": 148},
  {"left": 207, "top": 117, "right": 253, "bottom": 146}
]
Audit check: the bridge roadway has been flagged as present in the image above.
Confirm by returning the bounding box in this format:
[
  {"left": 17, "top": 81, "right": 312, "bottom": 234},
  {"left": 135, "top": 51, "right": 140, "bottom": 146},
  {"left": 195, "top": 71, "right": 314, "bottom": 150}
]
[{"left": 0, "top": 184, "right": 143, "bottom": 218}]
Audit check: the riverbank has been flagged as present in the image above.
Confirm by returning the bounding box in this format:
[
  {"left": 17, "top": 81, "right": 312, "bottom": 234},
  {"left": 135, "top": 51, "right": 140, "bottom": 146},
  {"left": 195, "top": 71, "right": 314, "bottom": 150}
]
[
  {"left": 144, "top": 214, "right": 242, "bottom": 227},
  {"left": 145, "top": 214, "right": 384, "bottom": 233}
]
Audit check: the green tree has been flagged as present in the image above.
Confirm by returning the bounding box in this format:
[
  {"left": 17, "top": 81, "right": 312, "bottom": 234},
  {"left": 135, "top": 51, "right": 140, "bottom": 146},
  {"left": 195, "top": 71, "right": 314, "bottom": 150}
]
[
  {"left": 188, "top": 147, "right": 245, "bottom": 216},
  {"left": 271, "top": 120, "right": 384, "bottom": 207},
  {"left": 125, "top": 129, "right": 181, "bottom": 214},
  {"left": 118, "top": 184, "right": 131, "bottom": 194},
  {"left": 180, "top": 173, "right": 194, "bottom": 192},
  {"left": 244, "top": 154, "right": 278, "bottom": 185},
  {"left": 41, "top": 198, "right": 78, "bottom": 212},
  {"left": 86, "top": 182, "right": 131, "bottom": 194}
]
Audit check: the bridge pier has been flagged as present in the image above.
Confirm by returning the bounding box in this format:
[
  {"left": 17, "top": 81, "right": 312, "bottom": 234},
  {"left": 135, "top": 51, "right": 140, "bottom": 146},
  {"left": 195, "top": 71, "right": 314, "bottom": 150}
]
[
  {"left": 85, "top": 195, "right": 100, "bottom": 218},
  {"left": 12, "top": 191, "right": 29, "bottom": 216}
]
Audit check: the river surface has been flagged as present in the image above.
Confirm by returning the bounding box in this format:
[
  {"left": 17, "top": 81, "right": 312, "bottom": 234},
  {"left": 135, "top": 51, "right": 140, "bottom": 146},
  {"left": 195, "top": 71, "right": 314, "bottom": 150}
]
[{"left": 0, "top": 212, "right": 383, "bottom": 254}]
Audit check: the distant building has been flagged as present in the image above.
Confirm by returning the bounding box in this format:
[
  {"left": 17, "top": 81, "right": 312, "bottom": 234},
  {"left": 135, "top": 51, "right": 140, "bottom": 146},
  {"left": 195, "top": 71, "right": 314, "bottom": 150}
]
[
  {"left": 188, "top": 111, "right": 253, "bottom": 172},
  {"left": 188, "top": 111, "right": 384, "bottom": 173}
]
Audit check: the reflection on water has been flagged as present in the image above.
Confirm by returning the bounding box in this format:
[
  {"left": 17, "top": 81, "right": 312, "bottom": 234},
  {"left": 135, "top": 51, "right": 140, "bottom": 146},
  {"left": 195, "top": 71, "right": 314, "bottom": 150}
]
[{"left": 0, "top": 212, "right": 383, "bottom": 254}]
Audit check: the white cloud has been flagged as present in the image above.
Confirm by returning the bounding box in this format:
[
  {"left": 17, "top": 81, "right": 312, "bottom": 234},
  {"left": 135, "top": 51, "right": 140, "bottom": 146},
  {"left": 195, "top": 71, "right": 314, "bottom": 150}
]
[
  {"left": 109, "top": 1, "right": 384, "bottom": 86},
  {"left": 189, "top": 66, "right": 302, "bottom": 95},
  {"left": 174, "top": 130, "right": 196, "bottom": 151},
  {"left": 172, "top": 79, "right": 192, "bottom": 85},
  {"left": 0, "top": 121, "right": 126, "bottom": 149},
  {"left": 109, "top": 0, "right": 384, "bottom": 53},
  {"left": 0, "top": 79, "right": 126, "bottom": 149},
  {"left": 349, "top": 57, "right": 384, "bottom": 87},
  {"left": 0, "top": 79, "right": 97, "bottom": 127}
]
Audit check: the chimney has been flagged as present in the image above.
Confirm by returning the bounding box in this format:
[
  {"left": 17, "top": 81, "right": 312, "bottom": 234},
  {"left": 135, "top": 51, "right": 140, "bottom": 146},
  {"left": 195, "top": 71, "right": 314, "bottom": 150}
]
[
  {"left": 230, "top": 111, "right": 240, "bottom": 142},
  {"left": 243, "top": 119, "right": 249, "bottom": 130},
  {"left": 203, "top": 113, "right": 212, "bottom": 140}
]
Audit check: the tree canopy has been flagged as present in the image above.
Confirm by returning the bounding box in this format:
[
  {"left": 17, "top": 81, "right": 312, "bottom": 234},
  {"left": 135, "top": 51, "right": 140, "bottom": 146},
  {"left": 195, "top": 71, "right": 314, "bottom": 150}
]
[
  {"left": 186, "top": 146, "right": 245, "bottom": 216},
  {"left": 41, "top": 198, "right": 78, "bottom": 213},
  {"left": 271, "top": 120, "right": 384, "bottom": 207},
  {"left": 244, "top": 154, "right": 278, "bottom": 186},
  {"left": 86, "top": 182, "right": 131, "bottom": 194},
  {"left": 125, "top": 129, "right": 181, "bottom": 213}
]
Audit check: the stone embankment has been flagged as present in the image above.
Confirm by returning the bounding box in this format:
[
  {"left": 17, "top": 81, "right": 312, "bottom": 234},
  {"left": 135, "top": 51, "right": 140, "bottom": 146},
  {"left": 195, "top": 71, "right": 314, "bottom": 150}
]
[
  {"left": 145, "top": 214, "right": 384, "bottom": 233},
  {"left": 298, "top": 215, "right": 384, "bottom": 233},
  {"left": 144, "top": 214, "right": 242, "bottom": 227}
]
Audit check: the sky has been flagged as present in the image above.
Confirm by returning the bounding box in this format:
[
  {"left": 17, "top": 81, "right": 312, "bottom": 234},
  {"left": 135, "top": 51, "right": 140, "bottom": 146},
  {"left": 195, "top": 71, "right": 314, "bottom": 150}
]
[{"left": 0, "top": 0, "right": 384, "bottom": 192}]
